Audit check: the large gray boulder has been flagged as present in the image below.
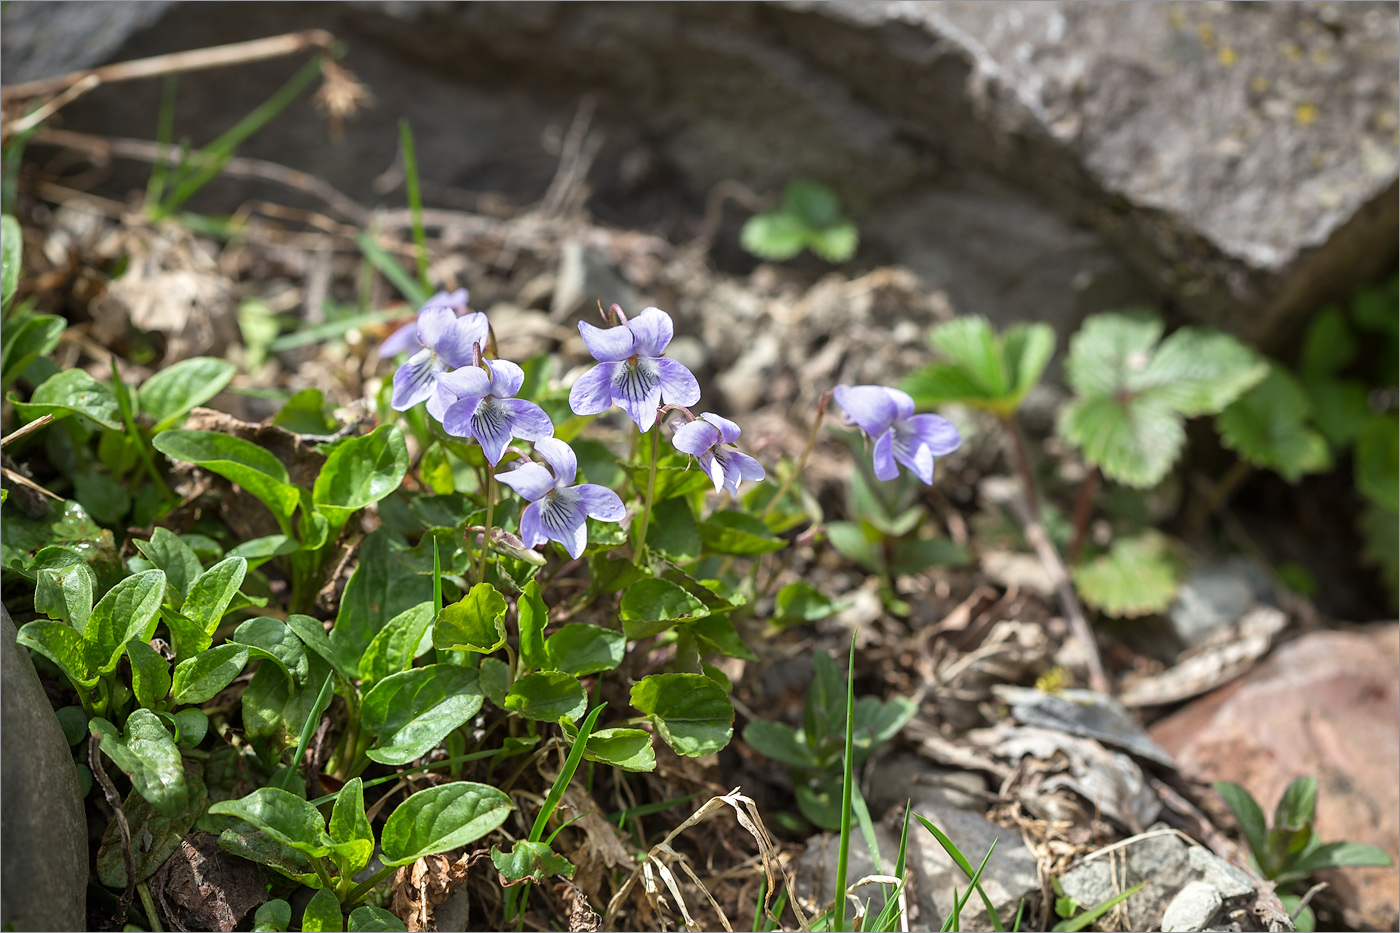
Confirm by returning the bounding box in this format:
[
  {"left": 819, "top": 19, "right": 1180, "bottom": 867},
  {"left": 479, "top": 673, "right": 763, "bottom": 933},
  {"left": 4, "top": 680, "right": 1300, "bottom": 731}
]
[
  {"left": 3, "top": 1, "right": 1395, "bottom": 346},
  {"left": 1, "top": 605, "right": 88, "bottom": 931}
]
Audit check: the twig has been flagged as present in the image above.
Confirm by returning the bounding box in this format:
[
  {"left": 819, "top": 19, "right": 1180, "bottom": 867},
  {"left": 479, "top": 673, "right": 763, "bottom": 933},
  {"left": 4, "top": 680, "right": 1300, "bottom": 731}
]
[
  {"left": 1066, "top": 464, "right": 1099, "bottom": 565},
  {"left": 1003, "top": 416, "right": 1042, "bottom": 519},
  {"left": 31, "top": 128, "right": 370, "bottom": 225},
  {"left": 90, "top": 734, "right": 137, "bottom": 927},
  {"left": 0, "top": 414, "right": 55, "bottom": 448},
  {"left": 694, "top": 179, "right": 769, "bottom": 250},
  {"left": 1, "top": 465, "right": 63, "bottom": 500},
  {"left": 981, "top": 476, "right": 1110, "bottom": 694},
  {"left": 1, "top": 29, "right": 336, "bottom": 102},
  {"left": 6, "top": 75, "right": 101, "bottom": 135},
  {"left": 1291, "top": 882, "right": 1328, "bottom": 922}
]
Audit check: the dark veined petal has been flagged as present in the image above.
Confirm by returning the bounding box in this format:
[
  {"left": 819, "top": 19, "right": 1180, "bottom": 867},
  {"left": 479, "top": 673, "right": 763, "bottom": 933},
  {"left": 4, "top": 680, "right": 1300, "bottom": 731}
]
[
  {"left": 378, "top": 321, "right": 421, "bottom": 358},
  {"left": 698, "top": 450, "right": 725, "bottom": 494},
  {"left": 578, "top": 321, "right": 635, "bottom": 363},
  {"left": 612, "top": 358, "right": 663, "bottom": 432},
  {"left": 538, "top": 488, "right": 589, "bottom": 559},
  {"left": 833, "top": 385, "right": 900, "bottom": 438},
  {"left": 700, "top": 412, "right": 742, "bottom": 446},
  {"left": 518, "top": 501, "right": 546, "bottom": 549},
  {"left": 533, "top": 437, "right": 578, "bottom": 487},
  {"left": 392, "top": 349, "right": 444, "bottom": 411},
  {"left": 900, "top": 413, "right": 962, "bottom": 458},
  {"left": 569, "top": 362, "right": 620, "bottom": 416},
  {"left": 672, "top": 419, "right": 721, "bottom": 458},
  {"left": 441, "top": 396, "right": 483, "bottom": 439},
  {"left": 892, "top": 430, "right": 936, "bottom": 485},
  {"left": 471, "top": 398, "right": 516, "bottom": 465},
  {"left": 497, "top": 462, "right": 556, "bottom": 502},
  {"left": 574, "top": 484, "right": 625, "bottom": 522},
  {"left": 655, "top": 357, "right": 701, "bottom": 408},
  {"left": 498, "top": 398, "right": 554, "bottom": 442},
  {"left": 628, "top": 307, "right": 674, "bottom": 357},
  {"left": 871, "top": 429, "right": 900, "bottom": 482},
  {"left": 485, "top": 359, "right": 525, "bottom": 399}
]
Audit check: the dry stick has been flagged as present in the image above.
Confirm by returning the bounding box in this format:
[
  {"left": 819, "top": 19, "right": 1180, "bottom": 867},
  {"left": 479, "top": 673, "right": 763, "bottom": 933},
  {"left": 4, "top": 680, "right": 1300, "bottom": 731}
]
[
  {"left": 1, "top": 29, "right": 336, "bottom": 101},
  {"left": 6, "top": 74, "right": 101, "bottom": 135},
  {"left": 988, "top": 478, "right": 1110, "bottom": 694},
  {"left": 90, "top": 734, "right": 137, "bottom": 928},
  {"left": 32, "top": 128, "right": 370, "bottom": 225},
  {"left": 1002, "top": 416, "right": 1042, "bottom": 519},
  {"left": 1, "top": 465, "right": 63, "bottom": 500},
  {"left": 1065, "top": 464, "right": 1100, "bottom": 566},
  {"left": 0, "top": 413, "right": 55, "bottom": 448}
]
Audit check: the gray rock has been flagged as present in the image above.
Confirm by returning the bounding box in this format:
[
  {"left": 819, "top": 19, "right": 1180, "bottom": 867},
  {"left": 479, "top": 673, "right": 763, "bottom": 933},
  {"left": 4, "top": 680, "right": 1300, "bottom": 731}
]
[
  {"left": 1058, "top": 827, "right": 1195, "bottom": 931},
  {"left": 1, "top": 605, "right": 88, "bottom": 931},
  {"left": 992, "top": 685, "right": 1177, "bottom": 767},
  {"left": 903, "top": 804, "right": 1040, "bottom": 933},
  {"left": 1162, "top": 881, "right": 1224, "bottom": 933},
  {"left": 1188, "top": 846, "right": 1256, "bottom": 901},
  {"left": 862, "top": 753, "right": 987, "bottom": 820},
  {"left": 549, "top": 237, "right": 641, "bottom": 324},
  {"left": 794, "top": 823, "right": 901, "bottom": 922},
  {"left": 1170, "top": 559, "right": 1276, "bottom": 648}
]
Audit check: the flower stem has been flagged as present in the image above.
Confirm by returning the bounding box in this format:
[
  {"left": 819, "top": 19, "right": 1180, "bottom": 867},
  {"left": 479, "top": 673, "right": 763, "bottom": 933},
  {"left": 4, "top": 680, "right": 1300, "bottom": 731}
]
[
  {"left": 477, "top": 471, "right": 496, "bottom": 584},
  {"left": 1002, "top": 415, "right": 1041, "bottom": 519},
  {"left": 763, "top": 390, "right": 831, "bottom": 520},
  {"left": 1066, "top": 464, "right": 1100, "bottom": 565},
  {"left": 633, "top": 427, "right": 660, "bottom": 564}
]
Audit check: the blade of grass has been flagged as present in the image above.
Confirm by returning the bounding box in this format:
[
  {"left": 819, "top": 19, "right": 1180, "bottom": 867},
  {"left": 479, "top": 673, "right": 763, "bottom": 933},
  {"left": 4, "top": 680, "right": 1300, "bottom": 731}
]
[
  {"left": 267, "top": 308, "right": 405, "bottom": 352},
  {"left": 153, "top": 56, "right": 324, "bottom": 219},
  {"left": 833, "top": 633, "right": 858, "bottom": 933},
  {"left": 144, "top": 76, "right": 178, "bottom": 210},
  {"left": 1011, "top": 899, "right": 1026, "bottom": 932},
  {"left": 916, "top": 814, "right": 1005, "bottom": 932},
  {"left": 751, "top": 874, "right": 768, "bottom": 933},
  {"left": 940, "top": 840, "right": 996, "bottom": 933},
  {"left": 356, "top": 229, "right": 429, "bottom": 307},
  {"left": 307, "top": 746, "right": 509, "bottom": 806},
  {"left": 277, "top": 671, "right": 334, "bottom": 791},
  {"left": 530, "top": 704, "right": 604, "bottom": 842},
  {"left": 860, "top": 803, "right": 912, "bottom": 932},
  {"left": 605, "top": 791, "right": 704, "bottom": 822},
  {"left": 1050, "top": 881, "right": 1144, "bottom": 933},
  {"left": 399, "top": 119, "right": 431, "bottom": 293}
]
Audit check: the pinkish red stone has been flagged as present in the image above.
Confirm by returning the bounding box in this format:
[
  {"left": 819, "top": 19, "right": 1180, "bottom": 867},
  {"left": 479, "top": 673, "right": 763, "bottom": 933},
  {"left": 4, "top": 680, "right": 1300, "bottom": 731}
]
[{"left": 1150, "top": 625, "right": 1399, "bottom": 931}]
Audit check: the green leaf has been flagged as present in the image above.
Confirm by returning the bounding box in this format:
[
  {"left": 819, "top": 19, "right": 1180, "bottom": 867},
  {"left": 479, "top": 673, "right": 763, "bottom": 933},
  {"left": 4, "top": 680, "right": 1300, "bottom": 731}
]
[
  {"left": 418, "top": 441, "right": 455, "bottom": 494},
  {"left": 1300, "top": 307, "right": 1356, "bottom": 381},
  {"left": 517, "top": 580, "right": 548, "bottom": 671},
  {"left": 1, "top": 311, "right": 64, "bottom": 390},
  {"left": 1, "top": 213, "right": 21, "bottom": 310},
  {"left": 685, "top": 615, "right": 758, "bottom": 661},
  {"left": 741, "top": 211, "right": 808, "bottom": 261},
  {"left": 207, "top": 786, "right": 335, "bottom": 857},
  {"left": 1306, "top": 377, "right": 1370, "bottom": 449},
  {"left": 152, "top": 430, "right": 301, "bottom": 524},
  {"left": 161, "top": 606, "right": 211, "bottom": 665},
  {"left": 271, "top": 388, "right": 338, "bottom": 435},
  {"left": 241, "top": 651, "right": 332, "bottom": 752},
  {"left": 1215, "top": 781, "right": 1269, "bottom": 869},
  {"left": 233, "top": 616, "right": 309, "bottom": 685},
  {"left": 647, "top": 495, "right": 701, "bottom": 561},
  {"left": 784, "top": 180, "right": 843, "bottom": 228},
  {"left": 1273, "top": 776, "right": 1317, "bottom": 832},
  {"left": 1289, "top": 841, "right": 1394, "bottom": 875},
  {"left": 620, "top": 578, "right": 709, "bottom": 639},
  {"left": 33, "top": 547, "right": 96, "bottom": 630},
  {"left": 330, "top": 529, "right": 435, "bottom": 677},
  {"left": 630, "top": 673, "right": 734, "bottom": 757},
  {"left": 433, "top": 583, "right": 508, "bottom": 653},
  {"left": 182, "top": 557, "right": 248, "bottom": 635},
  {"left": 1050, "top": 882, "right": 1145, "bottom": 932},
  {"left": 771, "top": 581, "right": 842, "bottom": 629},
  {"left": 741, "top": 719, "right": 817, "bottom": 769},
  {"left": 698, "top": 511, "right": 786, "bottom": 556},
  {"left": 1058, "top": 393, "right": 1186, "bottom": 489},
  {"left": 379, "top": 782, "right": 514, "bottom": 867},
  {"left": 312, "top": 424, "right": 409, "bottom": 520},
  {"left": 544, "top": 623, "right": 626, "bottom": 675},
  {"left": 90, "top": 710, "right": 187, "bottom": 817},
  {"left": 217, "top": 819, "right": 317, "bottom": 886},
  {"left": 329, "top": 777, "right": 374, "bottom": 878},
  {"left": 86, "top": 569, "right": 166, "bottom": 674},
  {"left": 135, "top": 528, "right": 203, "bottom": 600},
  {"left": 302, "top": 886, "right": 343, "bottom": 932},
  {"left": 284, "top": 613, "right": 337, "bottom": 670},
  {"left": 225, "top": 533, "right": 299, "bottom": 569},
  {"left": 851, "top": 695, "right": 917, "bottom": 759},
  {"left": 479, "top": 657, "right": 510, "bottom": 708},
  {"left": 809, "top": 222, "right": 858, "bottom": 263},
  {"left": 1003, "top": 322, "right": 1057, "bottom": 403},
  {"left": 579, "top": 727, "right": 655, "bottom": 772},
  {"left": 1217, "top": 366, "right": 1330, "bottom": 482},
  {"left": 1142, "top": 326, "right": 1268, "bottom": 416},
  {"left": 504, "top": 671, "right": 587, "bottom": 723},
  {"left": 253, "top": 899, "right": 292, "bottom": 933},
  {"left": 137, "top": 356, "right": 236, "bottom": 430},
  {"left": 361, "top": 664, "right": 485, "bottom": 765},
  {"left": 1072, "top": 531, "right": 1184, "bottom": 618},
  {"left": 359, "top": 601, "right": 434, "bottom": 689},
  {"left": 17, "top": 619, "right": 96, "bottom": 689},
  {"left": 905, "top": 318, "right": 1054, "bottom": 417},
  {"left": 1361, "top": 502, "right": 1399, "bottom": 609},
  {"left": 491, "top": 839, "right": 577, "bottom": 885},
  {"left": 825, "top": 521, "right": 881, "bottom": 573},
  {"left": 55, "top": 706, "right": 88, "bottom": 746},
  {"left": 126, "top": 638, "right": 172, "bottom": 709},
  {"left": 347, "top": 906, "right": 407, "bottom": 932},
  {"left": 1355, "top": 415, "right": 1399, "bottom": 513},
  {"left": 13, "top": 369, "right": 122, "bottom": 430},
  {"left": 173, "top": 708, "right": 208, "bottom": 749}
]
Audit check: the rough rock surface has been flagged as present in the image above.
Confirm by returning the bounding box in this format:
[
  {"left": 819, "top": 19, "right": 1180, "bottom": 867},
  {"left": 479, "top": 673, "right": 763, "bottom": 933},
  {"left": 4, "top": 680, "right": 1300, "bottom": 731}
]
[
  {"left": 1, "top": 605, "right": 87, "bottom": 931},
  {"left": 5, "top": 1, "right": 1395, "bottom": 348},
  {"left": 1151, "top": 624, "right": 1400, "bottom": 931}
]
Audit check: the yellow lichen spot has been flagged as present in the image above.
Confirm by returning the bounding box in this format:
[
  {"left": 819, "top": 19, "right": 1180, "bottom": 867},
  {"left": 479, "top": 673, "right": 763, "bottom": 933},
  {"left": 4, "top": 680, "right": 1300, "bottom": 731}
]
[
  {"left": 1296, "top": 103, "right": 1319, "bottom": 127},
  {"left": 1035, "top": 667, "right": 1075, "bottom": 695},
  {"left": 1169, "top": 8, "right": 1187, "bottom": 30},
  {"left": 1197, "top": 22, "right": 1216, "bottom": 49},
  {"left": 1312, "top": 47, "right": 1332, "bottom": 67},
  {"left": 1284, "top": 42, "right": 1304, "bottom": 62},
  {"left": 1251, "top": 75, "right": 1270, "bottom": 94},
  {"left": 1218, "top": 47, "right": 1238, "bottom": 66}
]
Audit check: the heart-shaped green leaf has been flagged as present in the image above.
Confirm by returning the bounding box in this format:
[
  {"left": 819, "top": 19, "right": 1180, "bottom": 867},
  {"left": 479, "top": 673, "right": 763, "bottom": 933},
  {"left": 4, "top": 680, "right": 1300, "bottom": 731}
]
[
  {"left": 329, "top": 777, "right": 374, "bottom": 879},
  {"left": 432, "top": 583, "right": 508, "bottom": 653},
  {"left": 358, "top": 602, "right": 434, "bottom": 689},
  {"left": 379, "top": 782, "right": 513, "bottom": 867},
  {"left": 619, "top": 578, "right": 708, "bottom": 639},
  {"left": 90, "top": 710, "right": 187, "bottom": 817},
  {"left": 1217, "top": 365, "right": 1331, "bottom": 482},
  {"left": 1072, "top": 530, "right": 1186, "bottom": 619},
  {"left": 360, "top": 665, "right": 485, "bottom": 765},
  {"left": 504, "top": 671, "right": 587, "bottom": 723},
  {"left": 153, "top": 430, "right": 301, "bottom": 524},
  {"left": 544, "top": 623, "right": 625, "bottom": 676},
  {"left": 208, "top": 786, "right": 335, "bottom": 857},
  {"left": 630, "top": 673, "right": 733, "bottom": 757},
  {"left": 138, "top": 357, "right": 236, "bottom": 430},
  {"left": 312, "top": 424, "right": 409, "bottom": 520}
]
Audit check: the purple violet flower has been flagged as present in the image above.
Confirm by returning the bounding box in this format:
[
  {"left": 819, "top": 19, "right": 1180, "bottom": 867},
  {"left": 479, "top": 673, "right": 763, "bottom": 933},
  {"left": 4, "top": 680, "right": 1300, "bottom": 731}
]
[
  {"left": 568, "top": 306, "right": 700, "bottom": 432},
  {"left": 438, "top": 359, "right": 554, "bottom": 465},
  {"left": 833, "top": 384, "right": 961, "bottom": 485},
  {"left": 496, "top": 437, "right": 625, "bottom": 559},
  {"left": 389, "top": 297, "right": 490, "bottom": 415},
  {"left": 380, "top": 289, "right": 475, "bottom": 358},
  {"left": 671, "top": 413, "right": 766, "bottom": 497}
]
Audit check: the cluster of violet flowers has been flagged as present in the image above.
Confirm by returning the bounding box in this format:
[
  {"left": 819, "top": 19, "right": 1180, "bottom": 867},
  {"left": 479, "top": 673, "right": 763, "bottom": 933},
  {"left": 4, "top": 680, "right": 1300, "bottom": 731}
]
[{"left": 381, "top": 291, "right": 960, "bottom": 562}]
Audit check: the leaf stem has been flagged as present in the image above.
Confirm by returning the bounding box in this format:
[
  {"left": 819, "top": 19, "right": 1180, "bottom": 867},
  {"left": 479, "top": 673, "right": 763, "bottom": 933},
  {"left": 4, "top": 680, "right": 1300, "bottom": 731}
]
[
  {"left": 345, "top": 862, "right": 397, "bottom": 905},
  {"left": 111, "top": 359, "right": 176, "bottom": 506},
  {"left": 478, "top": 471, "right": 496, "bottom": 585},
  {"left": 763, "top": 390, "right": 831, "bottom": 520},
  {"left": 1002, "top": 415, "right": 1041, "bottom": 519},
  {"left": 137, "top": 881, "right": 163, "bottom": 933},
  {"left": 1183, "top": 458, "right": 1253, "bottom": 538},
  {"left": 633, "top": 427, "right": 660, "bottom": 564},
  {"left": 1066, "top": 465, "right": 1100, "bottom": 565}
]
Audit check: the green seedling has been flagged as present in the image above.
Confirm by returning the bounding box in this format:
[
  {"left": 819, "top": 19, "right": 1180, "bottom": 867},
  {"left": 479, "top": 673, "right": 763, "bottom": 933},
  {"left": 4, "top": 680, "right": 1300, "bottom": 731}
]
[{"left": 741, "top": 180, "right": 859, "bottom": 263}]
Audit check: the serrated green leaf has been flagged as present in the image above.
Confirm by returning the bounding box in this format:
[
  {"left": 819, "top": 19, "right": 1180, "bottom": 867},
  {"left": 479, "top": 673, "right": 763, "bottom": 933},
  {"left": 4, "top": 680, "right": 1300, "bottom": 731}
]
[
  {"left": 543, "top": 623, "right": 625, "bottom": 675},
  {"left": 630, "top": 673, "right": 733, "bottom": 757},
  {"left": 491, "top": 839, "right": 576, "bottom": 885},
  {"left": 208, "top": 786, "right": 335, "bottom": 857},
  {"left": 1141, "top": 326, "right": 1267, "bottom": 416},
  {"left": 433, "top": 583, "right": 508, "bottom": 653},
  {"left": 138, "top": 357, "right": 236, "bottom": 430},
  {"left": 619, "top": 578, "right": 709, "bottom": 639},
  {"left": 379, "top": 782, "right": 514, "bottom": 867},
  {"left": 90, "top": 710, "right": 187, "bottom": 817},
  {"left": 272, "top": 388, "right": 339, "bottom": 436},
  {"left": 13, "top": 369, "right": 122, "bottom": 430},
  {"left": 329, "top": 777, "right": 374, "bottom": 878},
  {"left": 152, "top": 430, "right": 301, "bottom": 524},
  {"left": 479, "top": 657, "right": 510, "bottom": 708},
  {"left": 361, "top": 664, "right": 485, "bottom": 765},
  {"left": 359, "top": 602, "right": 434, "bottom": 689},
  {"left": 504, "top": 671, "right": 587, "bottom": 722},
  {"left": 1217, "top": 366, "right": 1330, "bottom": 481},
  {"left": 126, "top": 638, "right": 171, "bottom": 709},
  {"left": 182, "top": 557, "right": 248, "bottom": 635},
  {"left": 1058, "top": 393, "right": 1184, "bottom": 489},
  {"left": 283, "top": 613, "right": 337, "bottom": 670},
  {"left": 312, "top": 424, "right": 409, "bottom": 520},
  {"left": 1072, "top": 531, "right": 1185, "bottom": 618}
]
